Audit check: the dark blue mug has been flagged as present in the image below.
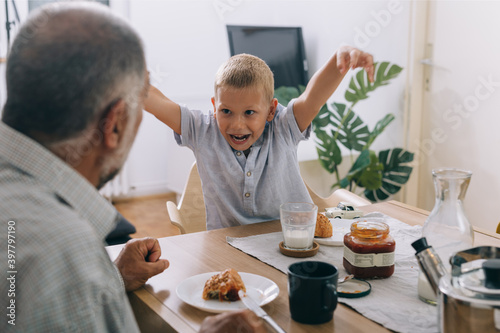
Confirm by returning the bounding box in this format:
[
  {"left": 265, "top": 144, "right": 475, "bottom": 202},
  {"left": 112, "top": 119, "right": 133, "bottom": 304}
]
[{"left": 288, "top": 261, "right": 338, "bottom": 324}]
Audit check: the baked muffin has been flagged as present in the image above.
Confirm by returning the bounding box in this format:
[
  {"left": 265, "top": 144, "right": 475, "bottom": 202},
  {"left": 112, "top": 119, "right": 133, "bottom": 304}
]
[
  {"left": 315, "top": 213, "right": 333, "bottom": 238},
  {"left": 202, "top": 269, "right": 246, "bottom": 301}
]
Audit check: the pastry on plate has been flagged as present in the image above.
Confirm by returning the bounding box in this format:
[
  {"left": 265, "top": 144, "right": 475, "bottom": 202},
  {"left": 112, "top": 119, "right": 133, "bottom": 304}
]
[
  {"left": 202, "top": 268, "right": 246, "bottom": 301},
  {"left": 315, "top": 213, "right": 333, "bottom": 238}
]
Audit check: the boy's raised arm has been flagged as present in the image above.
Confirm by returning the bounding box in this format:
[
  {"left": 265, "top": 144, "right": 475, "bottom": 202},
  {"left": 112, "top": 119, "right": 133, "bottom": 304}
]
[
  {"left": 144, "top": 85, "right": 182, "bottom": 135},
  {"left": 293, "top": 46, "right": 374, "bottom": 132}
]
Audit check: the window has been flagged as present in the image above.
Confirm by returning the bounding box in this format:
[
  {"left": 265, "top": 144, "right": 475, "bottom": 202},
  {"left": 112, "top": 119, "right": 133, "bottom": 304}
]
[{"left": 29, "top": 0, "right": 109, "bottom": 12}]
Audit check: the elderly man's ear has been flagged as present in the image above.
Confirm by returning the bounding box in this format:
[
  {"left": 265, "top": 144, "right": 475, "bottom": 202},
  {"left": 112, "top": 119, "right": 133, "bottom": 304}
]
[{"left": 102, "top": 99, "right": 127, "bottom": 149}]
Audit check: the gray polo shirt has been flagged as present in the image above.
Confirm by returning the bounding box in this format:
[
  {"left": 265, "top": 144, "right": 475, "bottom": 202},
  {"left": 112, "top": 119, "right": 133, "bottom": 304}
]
[
  {"left": 0, "top": 122, "right": 139, "bottom": 332},
  {"left": 175, "top": 100, "right": 313, "bottom": 230}
]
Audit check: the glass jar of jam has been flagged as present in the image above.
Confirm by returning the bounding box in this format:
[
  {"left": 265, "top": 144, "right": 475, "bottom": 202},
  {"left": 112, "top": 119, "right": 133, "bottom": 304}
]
[{"left": 343, "top": 220, "right": 395, "bottom": 279}]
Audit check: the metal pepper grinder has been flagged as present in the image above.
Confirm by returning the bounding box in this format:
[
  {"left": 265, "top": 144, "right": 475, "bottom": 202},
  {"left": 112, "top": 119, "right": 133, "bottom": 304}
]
[{"left": 411, "top": 237, "right": 447, "bottom": 297}]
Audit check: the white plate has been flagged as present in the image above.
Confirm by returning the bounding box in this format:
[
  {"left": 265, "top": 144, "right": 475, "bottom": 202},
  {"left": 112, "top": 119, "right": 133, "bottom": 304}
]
[
  {"left": 176, "top": 272, "right": 279, "bottom": 313},
  {"left": 314, "top": 218, "right": 353, "bottom": 246}
]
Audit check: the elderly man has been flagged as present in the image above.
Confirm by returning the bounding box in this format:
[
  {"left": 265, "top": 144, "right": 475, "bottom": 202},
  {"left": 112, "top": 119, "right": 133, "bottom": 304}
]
[{"left": 0, "top": 2, "right": 264, "bottom": 332}]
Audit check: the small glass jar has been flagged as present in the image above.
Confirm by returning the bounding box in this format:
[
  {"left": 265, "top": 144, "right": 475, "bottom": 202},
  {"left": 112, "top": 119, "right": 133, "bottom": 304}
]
[{"left": 343, "top": 220, "right": 395, "bottom": 279}]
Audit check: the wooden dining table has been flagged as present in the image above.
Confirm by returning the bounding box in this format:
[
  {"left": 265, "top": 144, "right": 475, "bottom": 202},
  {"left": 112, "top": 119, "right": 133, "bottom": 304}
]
[{"left": 106, "top": 200, "right": 500, "bottom": 333}]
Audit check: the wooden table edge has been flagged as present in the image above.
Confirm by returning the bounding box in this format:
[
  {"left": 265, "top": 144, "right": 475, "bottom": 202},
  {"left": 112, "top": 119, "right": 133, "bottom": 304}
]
[
  {"left": 129, "top": 287, "right": 196, "bottom": 333},
  {"left": 386, "top": 200, "right": 430, "bottom": 216},
  {"left": 386, "top": 200, "right": 500, "bottom": 240}
]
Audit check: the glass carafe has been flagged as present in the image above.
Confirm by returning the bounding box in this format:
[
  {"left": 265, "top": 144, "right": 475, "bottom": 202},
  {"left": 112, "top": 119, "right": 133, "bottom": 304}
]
[{"left": 418, "top": 168, "right": 474, "bottom": 304}]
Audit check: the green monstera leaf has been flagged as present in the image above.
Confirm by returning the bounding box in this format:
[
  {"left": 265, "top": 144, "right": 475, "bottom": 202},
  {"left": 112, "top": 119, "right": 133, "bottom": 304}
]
[
  {"left": 345, "top": 62, "right": 403, "bottom": 106},
  {"left": 364, "top": 148, "right": 414, "bottom": 201},
  {"left": 337, "top": 150, "right": 383, "bottom": 191},
  {"left": 315, "top": 129, "right": 342, "bottom": 174},
  {"left": 336, "top": 149, "right": 371, "bottom": 189},
  {"left": 274, "top": 85, "right": 305, "bottom": 106},
  {"left": 311, "top": 104, "right": 331, "bottom": 130},
  {"left": 328, "top": 103, "right": 370, "bottom": 152},
  {"left": 351, "top": 150, "right": 384, "bottom": 190},
  {"left": 347, "top": 150, "right": 371, "bottom": 177},
  {"left": 363, "top": 113, "right": 395, "bottom": 150}
]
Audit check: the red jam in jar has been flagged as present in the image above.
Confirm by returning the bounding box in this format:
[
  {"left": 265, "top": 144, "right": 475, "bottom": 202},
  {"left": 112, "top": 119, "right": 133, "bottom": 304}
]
[{"left": 343, "top": 220, "right": 395, "bottom": 279}]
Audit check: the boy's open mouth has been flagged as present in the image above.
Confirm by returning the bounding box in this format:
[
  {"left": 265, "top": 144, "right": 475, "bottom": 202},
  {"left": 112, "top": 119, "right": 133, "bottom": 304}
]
[{"left": 230, "top": 134, "right": 250, "bottom": 142}]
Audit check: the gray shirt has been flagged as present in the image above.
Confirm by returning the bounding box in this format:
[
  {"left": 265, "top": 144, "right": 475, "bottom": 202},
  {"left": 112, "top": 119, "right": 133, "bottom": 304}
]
[
  {"left": 0, "top": 122, "right": 139, "bottom": 332},
  {"left": 175, "top": 100, "right": 313, "bottom": 230}
]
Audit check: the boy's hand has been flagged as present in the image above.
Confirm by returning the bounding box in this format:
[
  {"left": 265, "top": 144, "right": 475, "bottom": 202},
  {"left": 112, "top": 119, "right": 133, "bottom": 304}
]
[
  {"left": 293, "top": 45, "right": 375, "bottom": 132},
  {"left": 336, "top": 45, "right": 375, "bottom": 82}
]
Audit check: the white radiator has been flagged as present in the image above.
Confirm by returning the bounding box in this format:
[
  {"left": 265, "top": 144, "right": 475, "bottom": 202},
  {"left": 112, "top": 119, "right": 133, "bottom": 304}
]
[{"left": 99, "top": 163, "right": 130, "bottom": 199}]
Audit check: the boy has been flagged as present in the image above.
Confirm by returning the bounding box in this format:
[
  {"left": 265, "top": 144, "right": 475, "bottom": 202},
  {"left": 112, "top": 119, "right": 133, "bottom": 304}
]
[{"left": 145, "top": 46, "right": 374, "bottom": 229}]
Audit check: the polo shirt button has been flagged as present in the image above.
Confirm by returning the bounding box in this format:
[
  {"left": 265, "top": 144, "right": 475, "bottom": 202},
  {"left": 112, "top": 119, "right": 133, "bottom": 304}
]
[
  {"left": 246, "top": 171, "right": 252, "bottom": 177},
  {"left": 245, "top": 192, "right": 250, "bottom": 198},
  {"left": 236, "top": 151, "right": 242, "bottom": 156}
]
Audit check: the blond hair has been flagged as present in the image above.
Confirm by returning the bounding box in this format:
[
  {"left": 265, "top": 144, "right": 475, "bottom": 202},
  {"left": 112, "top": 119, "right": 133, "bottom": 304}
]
[{"left": 214, "top": 54, "right": 274, "bottom": 101}]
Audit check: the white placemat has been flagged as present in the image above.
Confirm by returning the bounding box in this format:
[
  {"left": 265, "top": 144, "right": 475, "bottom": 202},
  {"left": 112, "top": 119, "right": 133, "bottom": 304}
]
[{"left": 227, "top": 212, "right": 438, "bottom": 333}]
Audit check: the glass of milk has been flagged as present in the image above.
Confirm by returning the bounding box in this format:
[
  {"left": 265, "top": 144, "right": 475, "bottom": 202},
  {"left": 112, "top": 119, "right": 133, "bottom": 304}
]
[{"left": 280, "top": 202, "right": 318, "bottom": 250}]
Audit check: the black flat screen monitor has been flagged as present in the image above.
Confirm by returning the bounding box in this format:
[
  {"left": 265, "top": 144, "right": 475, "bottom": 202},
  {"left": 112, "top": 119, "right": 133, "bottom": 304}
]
[{"left": 226, "top": 25, "right": 309, "bottom": 89}]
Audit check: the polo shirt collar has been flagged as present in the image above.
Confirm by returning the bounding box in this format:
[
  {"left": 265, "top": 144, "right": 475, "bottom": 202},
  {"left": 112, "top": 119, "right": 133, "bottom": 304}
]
[{"left": 0, "top": 122, "right": 118, "bottom": 240}]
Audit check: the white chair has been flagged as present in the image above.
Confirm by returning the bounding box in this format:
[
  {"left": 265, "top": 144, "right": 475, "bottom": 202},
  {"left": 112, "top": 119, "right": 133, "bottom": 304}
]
[
  {"left": 304, "top": 182, "right": 371, "bottom": 212},
  {"left": 166, "top": 162, "right": 207, "bottom": 234}
]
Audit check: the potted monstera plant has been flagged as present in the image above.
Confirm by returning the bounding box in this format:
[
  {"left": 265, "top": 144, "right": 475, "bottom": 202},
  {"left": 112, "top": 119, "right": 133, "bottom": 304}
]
[{"left": 275, "top": 62, "right": 413, "bottom": 202}]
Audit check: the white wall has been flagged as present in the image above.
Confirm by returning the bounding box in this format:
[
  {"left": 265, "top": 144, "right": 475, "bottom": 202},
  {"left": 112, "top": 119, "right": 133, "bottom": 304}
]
[
  {"left": 126, "top": 0, "right": 411, "bottom": 195},
  {"left": 0, "top": 0, "right": 411, "bottom": 198}
]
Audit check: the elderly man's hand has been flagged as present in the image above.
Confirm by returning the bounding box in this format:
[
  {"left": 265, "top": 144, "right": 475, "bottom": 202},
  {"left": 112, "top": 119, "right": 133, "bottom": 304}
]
[
  {"left": 114, "top": 237, "right": 169, "bottom": 291},
  {"left": 199, "top": 309, "right": 267, "bottom": 333}
]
